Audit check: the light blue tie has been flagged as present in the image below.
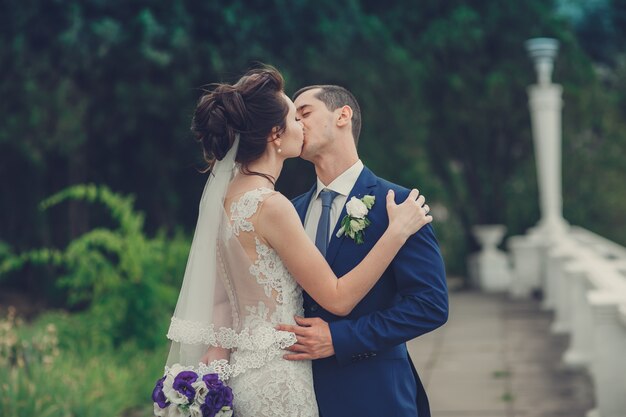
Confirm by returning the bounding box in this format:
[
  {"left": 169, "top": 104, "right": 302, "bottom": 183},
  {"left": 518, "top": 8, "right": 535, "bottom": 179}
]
[{"left": 315, "top": 189, "right": 339, "bottom": 257}]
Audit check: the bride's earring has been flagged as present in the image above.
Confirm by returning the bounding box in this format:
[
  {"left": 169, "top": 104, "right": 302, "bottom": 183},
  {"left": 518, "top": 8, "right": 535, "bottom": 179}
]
[{"left": 275, "top": 134, "right": 282, "bottom": 153}]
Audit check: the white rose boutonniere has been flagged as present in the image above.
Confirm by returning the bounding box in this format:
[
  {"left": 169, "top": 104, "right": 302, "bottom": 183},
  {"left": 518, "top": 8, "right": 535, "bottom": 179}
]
[{"left": 337, "top": 195, "right": 375, "bottom": 244}]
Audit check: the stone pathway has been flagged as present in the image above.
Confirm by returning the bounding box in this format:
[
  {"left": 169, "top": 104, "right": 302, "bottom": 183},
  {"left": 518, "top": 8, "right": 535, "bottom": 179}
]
[{"left": 407, "top": 291, "right": 595, "bottom": 417}]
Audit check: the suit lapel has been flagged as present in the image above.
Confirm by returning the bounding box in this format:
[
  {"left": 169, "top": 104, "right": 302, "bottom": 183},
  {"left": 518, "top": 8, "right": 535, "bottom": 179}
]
[
  {"left": 294, "top": 184, "right": 317, "bottom": 224},
  {"left": 325, "top": 167, "right": 377, "bottom": 266}
]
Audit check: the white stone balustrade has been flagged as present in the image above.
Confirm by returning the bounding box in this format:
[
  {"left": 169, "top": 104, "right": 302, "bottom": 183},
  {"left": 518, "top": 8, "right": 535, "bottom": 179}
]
[
  {"left": 508, "top": 226, "right": 626, "bottom": 417},
  {"left": 491, "top": 36, "right": 626, "bottom": 416}
]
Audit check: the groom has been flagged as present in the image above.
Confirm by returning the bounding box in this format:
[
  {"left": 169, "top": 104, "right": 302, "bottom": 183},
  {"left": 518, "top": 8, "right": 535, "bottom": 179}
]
[{"left": 277, "top": 85, "right": 449, "bottom": 417}]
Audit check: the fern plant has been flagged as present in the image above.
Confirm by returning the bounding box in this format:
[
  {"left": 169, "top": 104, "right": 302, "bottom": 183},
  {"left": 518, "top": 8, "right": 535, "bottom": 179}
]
[{"left": 0, "top": 184, "right": 189, "bottom": 349}]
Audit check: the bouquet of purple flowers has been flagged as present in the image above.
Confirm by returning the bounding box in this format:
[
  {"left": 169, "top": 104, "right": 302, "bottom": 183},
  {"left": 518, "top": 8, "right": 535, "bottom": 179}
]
[{"left": 152, "top": 364, "right": 234, "bottom": 417}]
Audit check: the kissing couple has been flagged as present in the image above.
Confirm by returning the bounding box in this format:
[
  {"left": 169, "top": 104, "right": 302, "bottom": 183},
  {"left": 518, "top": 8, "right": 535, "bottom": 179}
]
[{"left": 158, "top": 64, "right": 448, "bottom": 417}]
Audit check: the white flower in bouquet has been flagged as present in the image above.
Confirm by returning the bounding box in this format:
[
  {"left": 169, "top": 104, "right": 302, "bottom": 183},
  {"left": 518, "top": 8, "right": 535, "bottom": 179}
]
[
  {"left": 152, "top": 365, "right": 233, "bottom": 417},
  {"left": 192, "top": 379, "right": 209, "bottom": 404},
  {"left": 153, "top": 402, "right": 169, "bottom": 417},
  {"left": 188, "top": 402, "right": 203, "bottom": 417},
  {"left": 163, "top": 376, "right": 192, "bottom": 406},
  {"left": 163, "top": 365, "right": 200, "bottom": 407}
]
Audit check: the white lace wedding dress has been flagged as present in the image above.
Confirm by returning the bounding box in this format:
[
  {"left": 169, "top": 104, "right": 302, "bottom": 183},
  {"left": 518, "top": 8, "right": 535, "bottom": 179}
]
[{"left": 168, "top": 187, "right": 319, "bottom": 417}]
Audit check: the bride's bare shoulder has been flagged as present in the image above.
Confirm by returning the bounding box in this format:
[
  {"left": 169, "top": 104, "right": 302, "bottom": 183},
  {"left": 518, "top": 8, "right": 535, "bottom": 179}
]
[
  {"left": 258, "top": 191, "right": 300, "bottom": 225},
  {"left": 261, "top": 191, "right": 296, "bottom": 213},
  {"left": 256, "top": 192, "right": 305, "bottom": 247}
]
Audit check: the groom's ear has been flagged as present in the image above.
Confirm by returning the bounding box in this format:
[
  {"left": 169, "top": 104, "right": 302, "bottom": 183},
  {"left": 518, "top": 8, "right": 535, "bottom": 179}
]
[{"left": 336, "top": 105, "right": 353, "bottom": 128}]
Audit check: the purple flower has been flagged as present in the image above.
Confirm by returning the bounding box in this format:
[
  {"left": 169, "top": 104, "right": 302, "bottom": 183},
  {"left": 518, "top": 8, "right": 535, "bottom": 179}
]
[
  {"left": 200, "top": 391, "right": 221, "bottom": 417},
  {"left": 152, "top": 376, "right": 169, "bottom": 408},
  {"left": 173, "top": 370, "right": 198, "bottom": 403},
  {"left": 202, "top": 373, "right": 223, "bottom": 390},
  {"left": 200, "top": 384, "right": 233, "bottom": 417},
  {"left": 176, "top": 370, "right": 199, "bottom": 383},
  {"left": 152, "top": 376, "right": 169, "bottom": 409},
  {"left": 219, "top": 385, "right": 234, "bottom": 407}
]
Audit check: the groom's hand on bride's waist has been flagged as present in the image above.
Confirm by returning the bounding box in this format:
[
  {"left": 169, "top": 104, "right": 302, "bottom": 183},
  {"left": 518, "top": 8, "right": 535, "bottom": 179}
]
[{"left": 276, "top": 316, "right": 335, "bottom": 361}]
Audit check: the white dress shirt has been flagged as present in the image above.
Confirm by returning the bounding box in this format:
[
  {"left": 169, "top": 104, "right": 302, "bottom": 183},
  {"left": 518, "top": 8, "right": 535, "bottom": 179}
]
[{"left": 304, "top": 160, "right": 364, "bottom": 244}]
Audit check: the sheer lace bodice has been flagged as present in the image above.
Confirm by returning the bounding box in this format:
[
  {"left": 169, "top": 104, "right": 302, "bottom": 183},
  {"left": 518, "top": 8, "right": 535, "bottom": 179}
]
[
  {"left": 224, "top": 187, "right": 303, "bottom": 330},
  {"left": 168, "top": 187, "right": 318, "bottom": 417}
]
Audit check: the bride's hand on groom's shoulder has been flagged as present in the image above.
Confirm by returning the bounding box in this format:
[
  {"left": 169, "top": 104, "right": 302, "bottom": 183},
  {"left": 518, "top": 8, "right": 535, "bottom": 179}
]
[
  {"left": 386, "top": 189, "right": 432, "bottom": 241},
  {"left": 276, "top": 316, "right": 334, "bottom": 361}
]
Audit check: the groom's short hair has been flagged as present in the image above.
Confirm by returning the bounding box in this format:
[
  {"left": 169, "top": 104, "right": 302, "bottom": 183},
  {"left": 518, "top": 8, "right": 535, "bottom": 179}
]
[{"left": 293, "top": 85, "right": 362, "bottom": 146}]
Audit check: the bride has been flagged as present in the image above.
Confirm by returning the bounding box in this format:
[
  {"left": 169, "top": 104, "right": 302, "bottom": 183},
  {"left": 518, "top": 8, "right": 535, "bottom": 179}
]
[{"left": 161, "top": 65, "right": 432, "bottom": 417}]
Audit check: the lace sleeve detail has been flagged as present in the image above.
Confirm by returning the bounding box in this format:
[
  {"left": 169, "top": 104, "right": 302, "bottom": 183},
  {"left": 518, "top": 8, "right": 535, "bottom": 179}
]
[
  {"left": 163, "top": 361, "right": 237, "bottom": 381},
  {"left": 201, "top": 342, "right": 297, "bottom": 381},
  {"left": 167, "top": 317, "right": 296, "bottom": 350},
  {"left": 229, "top": 187, "right": 275, "bottom": 235},
  {"left": 166, "top": 318, "right": 297, "bottom": 381}
]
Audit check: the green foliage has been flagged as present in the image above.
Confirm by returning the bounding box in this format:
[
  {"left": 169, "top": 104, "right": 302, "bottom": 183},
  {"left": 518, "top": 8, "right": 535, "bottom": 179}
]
[
  {"left": 365, "top": 2, "right": 586, "bottom": 231},
  {"left": 0, "top": 0, "right": 625, "bottom": 281},
  {"left": 0, "top": 307, "right": 166, "bottom": 417},
  {"left": 0, "top": 241, "right": 11, "bottom": 259},
  {"left": 40, "top": 184, "right": 144, "bottom": 235},
  {"left": 561, "top": 60, "right": 626, "bottom": 240},
  {"left": 1, "top": 184, "right": 189, "bottom": 349},
  {"left": 0, "top": 307, "right": 60, "bottom": 372}
]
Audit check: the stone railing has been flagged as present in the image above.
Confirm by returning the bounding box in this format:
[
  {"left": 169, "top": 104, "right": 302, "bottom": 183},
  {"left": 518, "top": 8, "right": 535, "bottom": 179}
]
[
  {"left": 508, "top": 227, "right": 626, "bottom": 417},
  {"left": 468, "top": 37, "right": 626, "bottom": 416}
]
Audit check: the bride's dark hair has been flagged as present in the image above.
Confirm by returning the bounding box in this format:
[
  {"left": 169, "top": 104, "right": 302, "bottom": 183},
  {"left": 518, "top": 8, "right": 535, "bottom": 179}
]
[{"left": 191, "top": 64, "right": 289, "bottom": 184}]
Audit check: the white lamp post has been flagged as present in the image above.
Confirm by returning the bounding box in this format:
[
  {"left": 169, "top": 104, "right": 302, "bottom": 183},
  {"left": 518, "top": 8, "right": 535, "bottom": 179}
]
[
  {"left": 506, "top": 38, "right": 570, "bottom": 299},
  {"left": 525, "top": 38, "right": 569, "bottom": 238}
]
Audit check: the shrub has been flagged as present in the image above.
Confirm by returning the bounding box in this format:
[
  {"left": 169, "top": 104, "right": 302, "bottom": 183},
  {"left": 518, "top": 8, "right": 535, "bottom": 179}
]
[{"left": 0, "top": 184, "right": 190, "bottom": 349}]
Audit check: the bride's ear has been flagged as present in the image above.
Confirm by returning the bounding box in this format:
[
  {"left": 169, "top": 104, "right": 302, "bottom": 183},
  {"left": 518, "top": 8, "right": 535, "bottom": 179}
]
[
  {"left": 269, "top": 127, "right": 282, "bottom": 150},
  {"left": 269, "top": 126, "right": 281, "bottom": 141}
]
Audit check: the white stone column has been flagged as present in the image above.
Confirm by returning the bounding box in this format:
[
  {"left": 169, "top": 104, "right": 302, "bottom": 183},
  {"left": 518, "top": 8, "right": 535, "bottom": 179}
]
[
  {"left": 587, "top": 291, "right": 626, "bottom": 417},
  {"left": 563, "top": 263, "right": 592, "bottom": 368},
  {"left": 544, "top": 239, "right": 575, "bottom": 311},
  {"left": 549, "top": 255, "right": 571, "bottom": 334},
  {"left": 547, "top": 238, "right": 579, "bottom": 332},
  {"left": 525, "top": 38, "right": 569, "bottom": 239},
  {"left": 543, "top": 246, "right": 559, "bottom": 310},
  {"left": 508, "top": 235, "right": 544, "bottom": 298}
]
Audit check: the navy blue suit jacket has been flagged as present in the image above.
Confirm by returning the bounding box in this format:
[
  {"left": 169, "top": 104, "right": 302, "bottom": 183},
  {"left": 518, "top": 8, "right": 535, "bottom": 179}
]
[{"left": 291, "top": 167, "right": 448, "bottom": 417}]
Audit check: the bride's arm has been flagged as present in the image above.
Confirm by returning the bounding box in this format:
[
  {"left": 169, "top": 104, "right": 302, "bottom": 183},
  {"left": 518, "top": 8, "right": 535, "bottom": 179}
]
[
  {"left": 200, "top": 268, "right": 232, "bottom": 365},
  {"left": 199, "top": 302, "right": 230, "bottom": 365},
  {"left": 258, "top": 189, "right": 430, "bottom": 317}
]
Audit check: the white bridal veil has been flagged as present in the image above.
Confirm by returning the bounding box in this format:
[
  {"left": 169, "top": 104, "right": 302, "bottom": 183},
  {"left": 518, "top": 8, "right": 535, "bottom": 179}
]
[{"left": 165, "top": 136, "right": 240, "bottom": 369}]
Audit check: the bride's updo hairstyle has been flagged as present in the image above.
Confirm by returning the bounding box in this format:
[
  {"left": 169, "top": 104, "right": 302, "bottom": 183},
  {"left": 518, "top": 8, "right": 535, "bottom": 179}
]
[{"left": 191, "top": 65, "right": 289, "bottom": 182}]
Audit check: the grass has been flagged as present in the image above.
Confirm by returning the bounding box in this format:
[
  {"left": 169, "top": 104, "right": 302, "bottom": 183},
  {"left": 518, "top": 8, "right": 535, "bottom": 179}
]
[
  {"left": 0, "top": 308, "right": 168, "bottom": 417},
  {"left": 0, "top": 185, "right": 187, "bottom": 416}
]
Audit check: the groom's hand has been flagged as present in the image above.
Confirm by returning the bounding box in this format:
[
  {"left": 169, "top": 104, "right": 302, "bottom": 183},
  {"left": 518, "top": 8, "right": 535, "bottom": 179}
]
[{"left": 276, "top": 316, "right": 335, "bottom": 361}]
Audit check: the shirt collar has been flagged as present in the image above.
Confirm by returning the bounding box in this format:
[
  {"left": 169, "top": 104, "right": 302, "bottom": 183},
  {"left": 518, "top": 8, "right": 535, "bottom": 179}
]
[{"left": 314, "top": 160, "right": 364, "bottom": 199}]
